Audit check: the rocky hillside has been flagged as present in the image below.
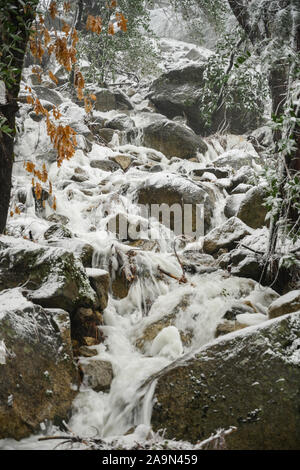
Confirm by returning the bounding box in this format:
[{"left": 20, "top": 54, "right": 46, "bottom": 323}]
[{"left": 0, "top": 23, "right": 299, "bottom": 450}]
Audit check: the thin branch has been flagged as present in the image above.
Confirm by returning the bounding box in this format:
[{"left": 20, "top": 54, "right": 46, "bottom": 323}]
[
  {"left": 233, "top": 241, "right": 265, "bottom": 255},
  {"left": 158, "top": 265, "right": 187, "bottom": 284}
]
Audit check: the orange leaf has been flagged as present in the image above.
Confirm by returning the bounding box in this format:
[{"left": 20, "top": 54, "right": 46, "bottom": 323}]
[
  {"left": 62, "top": 21, "right": 71, "bottom": 35},
  {"left": 25, "top": 161, "right": 35, "bottom": 173},
  {"left": 108, "top": 23, "right": 115, "bottom": 35},
  {"left": 63, "top": 1, "right": 71, "bottom": 13},
  {"left": 49, "top": 1, "right": 58, "bottom": 20},
  {"left": 48, "top": 71, "right": 59, "bottom": 85}
]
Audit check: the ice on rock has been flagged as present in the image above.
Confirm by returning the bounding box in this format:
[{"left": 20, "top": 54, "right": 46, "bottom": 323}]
[
  {"left": 236, "top": 313, "right": 267, "bottom": 326},
  {"left": 0, "top": 340, "right": 7, "bottom": 365},
  {"left": 150, "top": 326, "right": 183, "bottom": 360}
]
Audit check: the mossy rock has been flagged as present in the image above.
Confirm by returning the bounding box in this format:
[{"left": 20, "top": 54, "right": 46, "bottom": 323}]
[{"left": 0, "top": 236, "right": 97, "bottom": 313}]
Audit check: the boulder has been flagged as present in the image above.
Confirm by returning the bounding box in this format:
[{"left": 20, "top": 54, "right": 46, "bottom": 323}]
[
  {"left": 149, "top": 312, "right": 300, "bottom": 449},
  {"left": 203, "top": 217, "right": 252, "bottom": 254},
  {"left": 237, "top": 185, "right": 268, "bottom": 229},
  {"left": 149, "top": 63, "right": 263, "bottom": 135},
  {"left": 213, "top": 150, "right": 258, "bottom": 171},
  {"left": 46, "top": 213, "right": 70, "bottom": 225},
  {"left": 105, "top": 114, "right": 135, "bottom": 131},
  {"left": 192, "top": 167, "right": 230, "bottom": 179},
  {"left": 93, "top": 88, "right": 133, "bottom": 112},
  {"left": 268, "top": 290, "right": 300, "bottom": 319},
  {"left": 135, "top": 173, "right": 214, "bottom": 233},
  {"left": 32, "top": 86, "right": 63, "bottom": 107},
  {"left": 231, "top": 184, "right": 253, "bottom": 195},
  {"left": 93, "top": 88, "right": 117, "bottom": 112},
  {"left": 215, "top": 313, "right": 267, "bottom": 338},
  {"left": 180, "top": 251, "right": 216, "bottom": 275},
  {"left": 86, "top": 268, "right": 110, "bottom": 311},
  {"left": 45, "top": 238, "right": 94, "bottom": 268},
  {"left": 250, "top": 126, "right": 273, "bottom": 149},
  {"left": 218, "top": 248, "right": 263, "bottom": 282},
  {"left": 44, "top": 223, "right": 73, "bottom": 241},
  {"left": 136, "top": 295, "right": 194, "bottom": 354},
  {"left": 231, "top": 166, "right": 255, "bottom": 189},
  {"left": 71, "top": 167, "right": 89, "bottom": 183},
  {"left": 79, "top": 358, "right": 113, "bottom": 392},
  {"left": 113, "top": 89, "right": 134, "bottom": 111},
  {"left": 112, "top": 271, "right": 131, "bottom": 300},
  {"left": 110, "top": 154, "right": 134, "bottom": 171},
  {"left": 90, "top": 159, "right": 121, "bottom": 172},
  {"left": 142, "top": 118, "right": 207, "bottom": 159},
  {"left": 0, "top": 236, "right": 97, "bottom": 313},
  {"left": 97, "top": 128, "right": 118, "bottom": 143},
  {"left": 71, "top": 307, "right": 103, "bottom": 347},
  {"left": 36, "top": 149, "right": 57, "bottom": 164},
  {"left": 224, "top": 194, "right": 245, "bottom": 219},
  {"left": 0, "top": 289, "right": 78, "bottom": 440},
  {"left": 215, "top": 320, "right": 246, "bottom": 337}
]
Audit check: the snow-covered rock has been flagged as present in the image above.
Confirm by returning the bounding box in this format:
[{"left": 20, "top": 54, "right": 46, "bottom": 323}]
[
  {"left": 142, "top": 117, "right": 207, "bottom": 159},
  {"left": 237, "top": 185, "right": 269, "bottom": 229},
  {"left": 203, "top": 217, "right": 252, "bottom": 254},
  {"left": 0, "top": 289, "right": 78, "bottom": 440},
  {"left": 79, "top": 358, "right": 113, "bottom": 392},
  {"left": 135, "top": 172, "right": 214, "bottom": 233},
  {"left": 0, "top": 236, "right": 98, "bottom": 313},
  {"left": 149, "top": 312, "right": 300, "bottom": 449},
  {"left": 268, "top": 290, "right": 300, "bottom": 319}
]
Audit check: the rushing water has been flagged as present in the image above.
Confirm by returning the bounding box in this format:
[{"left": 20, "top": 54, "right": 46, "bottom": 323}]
[{"left": 0, "top": 44, "right": 275, "bottom": 447}]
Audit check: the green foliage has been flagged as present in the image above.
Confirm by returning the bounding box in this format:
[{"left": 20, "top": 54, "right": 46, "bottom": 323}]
[
  {"left": 197, "top": 31, "right": 269, "bottom": 130},
  {"left": 0, "top": 116, "right": 14, "bottom": 136},
  {"left": 77, "top": 0, "right": 158, "bottom": 85},
  {"left": 264, "top": 73, "right": 300, "bottom": 244}
]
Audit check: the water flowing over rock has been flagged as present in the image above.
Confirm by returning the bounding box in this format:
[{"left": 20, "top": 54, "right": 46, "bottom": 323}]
[
  {"left": 0, "top": 289, "right": 78, "bottom": 440},
  {"left": 2, "top": 16, "right": 299, "bottom": 450},
  {"left": 149, "top": 312, "right": 300, "bottom": 450}
]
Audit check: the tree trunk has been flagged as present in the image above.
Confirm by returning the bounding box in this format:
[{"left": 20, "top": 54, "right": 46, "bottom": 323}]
[
  {"left": 0, "top": 104, "right": 17, "bottom": 233},
  {"left": 0, "top": 0, "right": 38, "bottom": 233}
]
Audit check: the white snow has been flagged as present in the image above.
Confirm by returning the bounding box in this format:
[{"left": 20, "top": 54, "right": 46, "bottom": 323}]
[
  {"left": 269, "top": 290, "right": 300, "bottom": 311},
  {"left": 0, "top": 340, "right": 7, "bottom": 365},
  {"left": 236, "top": 313, "right": 267, "bottom": 326},
  {"left": 1, "top": 13, "right": 297, "bottom": 451},
  {"left": 150, "top": 326, "right": 183, "bottom": 360}
]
